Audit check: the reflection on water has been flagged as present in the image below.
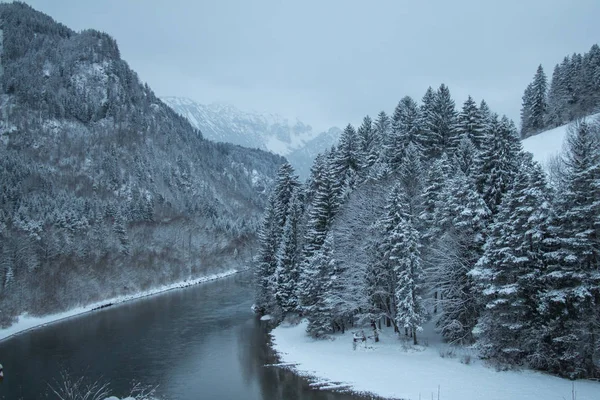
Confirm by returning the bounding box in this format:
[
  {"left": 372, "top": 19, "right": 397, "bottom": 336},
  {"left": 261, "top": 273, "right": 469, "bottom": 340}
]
[{"left": 0, "top": 272, "right": 375, "bottom": 400}]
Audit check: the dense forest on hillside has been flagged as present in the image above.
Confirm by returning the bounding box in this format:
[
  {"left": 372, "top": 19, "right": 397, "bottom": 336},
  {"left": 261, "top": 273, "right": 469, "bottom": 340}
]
[
  {"left": 256, "top": 82, "right": 600, "bottom": 379},
  {"left": 521, "top": 44, "right": 600, "bottom": 137},
  {"left": 0, "top": 2, "right": 284, "bottom": 326}
]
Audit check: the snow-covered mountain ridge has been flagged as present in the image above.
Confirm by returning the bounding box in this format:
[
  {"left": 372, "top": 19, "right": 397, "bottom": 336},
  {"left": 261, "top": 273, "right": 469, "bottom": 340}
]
[{"left": 162, "top": 96, "right": 341, "bottom": 179}]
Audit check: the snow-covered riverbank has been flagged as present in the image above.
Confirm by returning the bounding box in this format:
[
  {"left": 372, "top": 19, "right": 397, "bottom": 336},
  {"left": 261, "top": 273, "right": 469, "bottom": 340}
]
[
  {"left": 0, "top": 269, "right": 242, "bottom": 342},
  {"left": 271, "top": 321, "right": 600, "bottom": 400}
]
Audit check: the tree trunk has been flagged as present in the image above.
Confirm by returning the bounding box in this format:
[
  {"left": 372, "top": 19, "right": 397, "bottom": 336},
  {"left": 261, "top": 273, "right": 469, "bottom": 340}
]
[{"left": 413, "top": 328, "right": 418, "bottom": 345}]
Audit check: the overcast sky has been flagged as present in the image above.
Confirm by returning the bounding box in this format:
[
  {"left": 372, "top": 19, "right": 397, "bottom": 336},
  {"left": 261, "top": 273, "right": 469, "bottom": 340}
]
[{"left": 19, "top": 0, "right": 600, "bottom": 131}]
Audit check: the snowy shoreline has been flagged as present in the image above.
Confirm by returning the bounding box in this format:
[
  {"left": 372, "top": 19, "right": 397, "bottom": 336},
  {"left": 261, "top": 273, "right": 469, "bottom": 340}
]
[
  {"left": 0, "top": 268, "right": 244, "bottom": 343},
  {"left": 270, "top": 321, "right": 600, "bottom": 400}
]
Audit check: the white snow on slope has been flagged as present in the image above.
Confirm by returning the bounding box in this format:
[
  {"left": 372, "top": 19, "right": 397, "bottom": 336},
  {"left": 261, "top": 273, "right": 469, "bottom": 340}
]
[
  {"left": 0, "top": 269, "right": 241, "bottom": 342},
  {"left": 522, "top": 113, "right": 600, "bottom": 167},
  {"left": 272, "top": 321, "right": 600, "bottom": 400}
]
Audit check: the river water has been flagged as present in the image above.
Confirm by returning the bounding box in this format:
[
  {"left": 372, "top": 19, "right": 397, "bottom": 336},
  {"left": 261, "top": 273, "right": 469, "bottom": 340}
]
[{"left": 0, "top": 272, "right": 371, "bottom": 400}]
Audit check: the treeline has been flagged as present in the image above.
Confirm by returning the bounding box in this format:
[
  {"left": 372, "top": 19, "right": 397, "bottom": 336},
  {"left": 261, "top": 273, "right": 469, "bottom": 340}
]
[
  {"left": 521, "top": 43, "right": 600, "bottom": 137},
  {"left": 0, "top": 3, "right": 284, "bottom": 326},
  {"left": 255, "top": 83, "right": 600, "bottom": 379}
]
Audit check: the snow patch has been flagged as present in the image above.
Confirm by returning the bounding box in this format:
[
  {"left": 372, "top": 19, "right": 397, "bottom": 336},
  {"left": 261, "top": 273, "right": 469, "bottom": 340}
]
[
  {"left": 271, "top": 320, "right": 600, "bottom": 400},
  {"left": 522, "top": 113, "right": 600, "bottom": 168},
  {"left": 0, "top": 269, "right": 243, "bottom": 342}
]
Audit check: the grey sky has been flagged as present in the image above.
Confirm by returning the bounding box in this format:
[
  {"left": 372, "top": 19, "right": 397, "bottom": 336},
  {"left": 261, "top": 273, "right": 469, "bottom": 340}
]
[{"left": 18, "top": 0, "right": 600, "bottom": 131}]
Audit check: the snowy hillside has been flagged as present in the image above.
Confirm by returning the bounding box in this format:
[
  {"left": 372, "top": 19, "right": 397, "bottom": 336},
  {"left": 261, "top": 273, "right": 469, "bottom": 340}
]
[
  {"left": 162, "top": 97, "right": 341, "bottom": 179},
  {"left": 522, "top": 113, "right": 600, "bottom": 167}
]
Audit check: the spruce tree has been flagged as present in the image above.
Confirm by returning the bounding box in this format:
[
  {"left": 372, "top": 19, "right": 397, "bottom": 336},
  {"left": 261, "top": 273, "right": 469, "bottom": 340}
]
[
  {"left": 254, "top": 194, "right": 279, "bottom": 314},
  {"left": 388, "top": 96, "right": 423, "bottom": 169},
  {"left": 357, "top": 115, "right": 377, "bottom": 169},
  {"left": 333, "top": 124, "right": 361, "bottom": 190},
  {"left": 520, "top": 83, "right": 534, "bottom": 137},
  {"left": 305, "top": 235, "right": 337, "bottom": 338},
  {"left": 274, "top": 189, "right": 303, "bottom": 314},
  {"left": 521, "top": 65, "right": 548, "bottom": 138},
  {"left": 472, "top": 155, "right": 554, "bottom": 364},
  {"left": 454, "top": 135, "right": 477, "bottom": 177},
  {"left": 419, "top": 87, "right": 438, "bottom": 159},
  {"left": 433, "top": 169, "right": 489, "bottom": 343},
  {"left": 430, "top": 84, "right": 458, "bottom": 156},
  {"left": 475, "top": 115, "right": 522, "bottom": 214},
  {"left": 273, "top": 162, "right": 300, "bottom": 235},
  {"left": 540, "top": 121, "right": 600, "bottom": 378},
  {"left": 385, "top": 186, "right": 426, "bottom": 344},
  {"left": 456, "top": 96, "right": 485, "bottom": 148}
]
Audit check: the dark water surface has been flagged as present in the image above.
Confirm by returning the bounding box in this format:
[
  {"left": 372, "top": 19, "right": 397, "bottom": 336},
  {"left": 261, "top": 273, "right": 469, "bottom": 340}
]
[{"left": 0, "top": 273, "right": 370, "bottom": 400}]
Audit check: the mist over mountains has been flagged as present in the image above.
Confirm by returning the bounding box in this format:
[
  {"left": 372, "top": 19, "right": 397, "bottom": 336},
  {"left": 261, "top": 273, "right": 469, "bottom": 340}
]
[{"left": 163, "top": 97, "right": 341, "bottom": 179}]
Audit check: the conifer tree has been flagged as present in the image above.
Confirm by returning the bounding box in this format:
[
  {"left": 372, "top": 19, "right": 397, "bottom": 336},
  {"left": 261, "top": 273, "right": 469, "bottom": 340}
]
[
  {"left": 273, "top": 162, "right": 300, "bottom": 235},
  {"left": 388, "top": 96, "right": 423, "bottom": 169},
  {"left": 274, "top": 189, "right": 303, "bottom": 314},
  {"left": 540, "top": 121, "right": 600, "bottom": 377},
  {"left": 298, "top": 156, "right": 341, "bottom": 312},
  {"left": 385, "top": 186, "right": 426, "bottom": 344},
  {"left": 419, "top": 87, "right": 437, "bottom": 159},
  {"left": 422, "top": 84, "right": 458, "bottom": 158},
  {"left": 420, "top": 153, "right": 452, "bottom": 242},
  {"left": 432, "top": 169, "right": 489, "bottom": 343},
  {"left": 357, "top": 115, "right": 377, "bottom": 169},
  {"left": 472, "top": 155, "right": 554, "bottom": 363},
  {"left": 305, "top": 235, "right": 337, "bottom": 338},
  {"left": 475, "top": 115, "right": 522, "bottom": 214},
  {"left": 521, "top": 65, "right": 548, "bottom": 137},
  {"left": 333, "top": 124, "right": 361, "bottom": 190},
  {"left": 456, "top": 96, "right": 485, "bottom": 148},
  {"left": 254, "top": 194, "right": 279, "bottom": 314},
  {"left": 454, "top": 136, "right": 477, "bottom": 177}
]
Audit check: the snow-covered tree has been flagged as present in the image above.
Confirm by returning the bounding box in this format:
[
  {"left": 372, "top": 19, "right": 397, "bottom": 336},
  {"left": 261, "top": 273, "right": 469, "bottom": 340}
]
[
  {"left": 385, "top": 186, "right": 426, "bottom": 344},
  {"left": 430, "top": 170, "right": 490, "bottom": 343},
  {"left": 422, "top": 84, "right": 458, "bottom": 158},
  {"left": 456, "top": 96, "right": 485, "bottom": 149},
  {"left": 520, "top": 65, "right": 548, "bottom": 137},
  {"left": 388, "top": 96, "right": 423, "bottom": 169},
  {"left": 274, "top": 189, "right": 303, "bottom": 314},
  {"left": 472, "top": 155, "right": 554, "bottom": 364},
  {"left": 475, "top": 115, "right": 522, "bottom": 214},
  {"left": 539, "top": 120, "right": 600, "bottom": 378}
]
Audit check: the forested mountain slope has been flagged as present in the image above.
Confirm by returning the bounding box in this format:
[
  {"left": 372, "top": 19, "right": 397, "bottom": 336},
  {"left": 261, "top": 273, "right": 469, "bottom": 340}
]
[
  {"left": 163, "top": 97, "right": 341, "bottom": 180},
  {"left": 257, "top": 82, "right": 600, "bottom": 379},
  {"left": 0, "top": 2, "right": 284, "bottom": 327},
  {"left": 520, "top": 44, "right": 600, "bottom": 138}
]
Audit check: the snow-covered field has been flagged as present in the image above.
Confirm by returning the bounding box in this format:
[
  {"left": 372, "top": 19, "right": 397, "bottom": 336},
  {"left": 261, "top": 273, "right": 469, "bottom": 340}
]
[
  {"left": 271, "top": 321, "right": 600, "bottom": 400},
  {"left": 0, "top": 269, "right": 242, "bottom": 342},
  {"left": 521, "top": 113, "right": 600, "bottom": 167}
]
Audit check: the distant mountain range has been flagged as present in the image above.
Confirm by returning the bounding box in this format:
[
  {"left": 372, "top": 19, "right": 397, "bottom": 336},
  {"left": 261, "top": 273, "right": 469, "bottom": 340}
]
[{"left": 163, "top": 97, "right": 341, "bottom": 179}]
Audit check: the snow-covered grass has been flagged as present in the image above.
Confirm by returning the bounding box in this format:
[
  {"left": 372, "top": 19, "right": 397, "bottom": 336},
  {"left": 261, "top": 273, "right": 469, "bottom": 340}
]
[
  {"left": 0, "top": 269, "right": 242, "bottom": 343},
  {"left": 271, "top": 320, "right": 600, "bottom": 400},
  {"left": 521, "top": 113, "right": 600, "bottom": 167}
]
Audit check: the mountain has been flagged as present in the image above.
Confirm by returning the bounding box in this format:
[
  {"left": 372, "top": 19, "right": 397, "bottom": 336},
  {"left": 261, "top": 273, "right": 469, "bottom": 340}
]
[
  {"left": 162, "top": 97, "right": 341, "bottom": 179},
  {"left": 0, "top": 2, "right": 284, "bottom": 326}
]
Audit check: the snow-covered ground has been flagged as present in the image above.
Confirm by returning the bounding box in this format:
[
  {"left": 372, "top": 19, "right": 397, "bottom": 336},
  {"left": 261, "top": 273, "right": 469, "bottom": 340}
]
[
  {"left": 0, "top": 269, "right": 241, "bottom": 342},
  {"left": 271, "top": 320, "right": 600, "bottom": 400},
  {"left": 521, "top": 113, "right": 600, "bottom": 167}
]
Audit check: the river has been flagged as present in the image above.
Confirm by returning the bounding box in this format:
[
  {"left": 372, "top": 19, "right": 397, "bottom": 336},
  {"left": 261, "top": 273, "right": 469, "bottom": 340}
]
[{"left": 0, "top": 272, "right": 372, "bottom": 400}]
